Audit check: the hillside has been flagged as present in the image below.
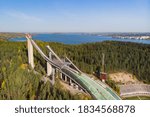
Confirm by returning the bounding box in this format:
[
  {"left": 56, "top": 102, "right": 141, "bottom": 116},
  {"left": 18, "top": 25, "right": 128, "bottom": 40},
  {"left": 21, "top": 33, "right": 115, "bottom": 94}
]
[
  {"left": 0, "top": 40, "right": 150, "bottom": 99},
  {"left": 0, "top": 33, "right": 25, "bottom": 40},
  {"left": 0, "top": 41, "right": 91, "bottom": 100}
]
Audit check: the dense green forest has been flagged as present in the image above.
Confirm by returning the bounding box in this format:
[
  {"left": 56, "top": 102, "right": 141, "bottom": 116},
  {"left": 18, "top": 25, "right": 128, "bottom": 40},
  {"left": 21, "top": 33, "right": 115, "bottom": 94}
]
[
  {"left": 0, "top": 40, "right": 150, "bottom": 99},
  {"left": 44, "top": 41, "right": 150, "bottom": 83},
  {"left": 0, "top": 41, "right": 91, "bottom": 100}
]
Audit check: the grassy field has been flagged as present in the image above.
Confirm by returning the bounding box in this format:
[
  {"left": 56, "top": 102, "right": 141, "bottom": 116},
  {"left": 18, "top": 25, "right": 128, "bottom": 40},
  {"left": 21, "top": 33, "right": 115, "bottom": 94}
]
[{"left": 124, "top": 96, "right": 150, "bottom": 100}]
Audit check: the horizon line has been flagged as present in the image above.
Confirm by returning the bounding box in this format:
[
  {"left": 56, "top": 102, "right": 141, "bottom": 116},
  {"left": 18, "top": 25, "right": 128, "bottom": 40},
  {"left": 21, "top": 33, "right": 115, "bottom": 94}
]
[{"left": 0, "top": 31, "right": 150, "bottom": 33}]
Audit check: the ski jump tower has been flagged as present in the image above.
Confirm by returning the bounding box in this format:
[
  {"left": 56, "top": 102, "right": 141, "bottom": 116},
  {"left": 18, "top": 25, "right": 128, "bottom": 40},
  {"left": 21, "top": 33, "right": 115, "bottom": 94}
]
[
  {"left": 25, "top": 34, "right": 121, "bottom": 100},
  {"left": 26, "top": 34, "right": 54, "bottom": 84},
  {"left": 27, "top": 34, "right": 34, "bottom": 69},
  {"left": 26, "top": 34, "right": 78, "bottom": 86}
]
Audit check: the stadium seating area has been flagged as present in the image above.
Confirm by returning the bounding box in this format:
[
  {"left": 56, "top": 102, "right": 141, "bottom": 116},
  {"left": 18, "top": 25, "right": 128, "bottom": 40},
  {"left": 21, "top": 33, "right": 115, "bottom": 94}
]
[{"left": 120, "top": 84, "right": 150, "bottom": 97}]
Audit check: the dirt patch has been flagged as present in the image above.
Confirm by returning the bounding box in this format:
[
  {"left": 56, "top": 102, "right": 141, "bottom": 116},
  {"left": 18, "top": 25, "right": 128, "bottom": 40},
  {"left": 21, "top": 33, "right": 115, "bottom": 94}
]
[
  {"left": 60, "top": 81, "right": 85, "bottom": 95},
  {"left": 109, "top": 72, "right": 140, "bottom": 84},
  {"left": 60, "top": 81, "right": 92, "bottom": 99}
]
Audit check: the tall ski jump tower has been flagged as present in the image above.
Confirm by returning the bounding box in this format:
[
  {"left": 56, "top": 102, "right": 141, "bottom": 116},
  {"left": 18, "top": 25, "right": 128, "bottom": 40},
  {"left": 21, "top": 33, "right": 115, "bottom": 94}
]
[{"left": 26, "top": 34, "right": 34, "bottom": 69}]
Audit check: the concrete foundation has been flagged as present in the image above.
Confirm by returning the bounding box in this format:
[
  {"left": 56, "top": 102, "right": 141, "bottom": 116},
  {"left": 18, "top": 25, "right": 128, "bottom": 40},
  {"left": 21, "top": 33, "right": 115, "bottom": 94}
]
[
  {"left": 64, "top": 75, "right": 67, "bottom": 82},
  {"left": 74, "top": 84, "right": 79, "bottom": 89},
  {"left": 70, "top": 79, "right": 74, "bottom": 86}
]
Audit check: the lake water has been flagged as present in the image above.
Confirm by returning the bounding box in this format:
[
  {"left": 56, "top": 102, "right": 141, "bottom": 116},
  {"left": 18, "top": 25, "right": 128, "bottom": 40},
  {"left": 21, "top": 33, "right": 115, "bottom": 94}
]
[{"left": 10, "top": 33, "right": 150, "bottom": 44}]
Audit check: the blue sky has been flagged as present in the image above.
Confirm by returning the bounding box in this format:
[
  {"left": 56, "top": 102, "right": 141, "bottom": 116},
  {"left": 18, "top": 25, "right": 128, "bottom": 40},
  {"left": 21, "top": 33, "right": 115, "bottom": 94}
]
[{"left": 0, "top": 0, "right": 149, "bottom": 32}]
